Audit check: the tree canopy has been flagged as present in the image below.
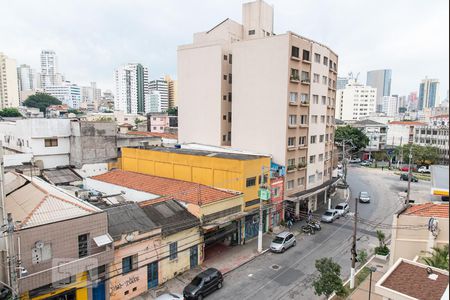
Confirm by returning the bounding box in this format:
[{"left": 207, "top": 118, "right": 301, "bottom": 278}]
[
  {"left": 313, "top": 257, "right": 346, "bottom": 298},
  {"left": 335, "top": 125, "right": 369, "bottom": 152},
  {"left": 395, "top": 144, "right": 440, "bottom": 165},
  {"left": 23, "top": 93, "right": 62, "bottom": 113},
  {"left": 166, "top": 106, "right": 178, "bottom": 116},
  {"left": 0, "top": 108, "right": 22, "bottom": 117},
  {"left": 423, "top": 244, "right": 449, "bottom": 271}
]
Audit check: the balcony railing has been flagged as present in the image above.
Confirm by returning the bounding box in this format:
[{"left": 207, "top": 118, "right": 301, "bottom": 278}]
[
  {"left": 287, "top": 165, "right": 296, "bottom": 172},
  {"left": 300, "top": 100, "right": 310, "bottom": 106},
  {"left": 301, "top": 79, "right": 311, "bottom": 85},
  {"left": 290, "top": 75, "right": 300, "bottom": 83},
  {"left": 297, "top": 162, "right": 307, "bottom": 169}
]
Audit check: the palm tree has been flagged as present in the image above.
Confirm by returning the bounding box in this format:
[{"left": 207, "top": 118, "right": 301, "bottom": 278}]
[{"left": 423, "top": 244, "right": 449, "bottom": 271}]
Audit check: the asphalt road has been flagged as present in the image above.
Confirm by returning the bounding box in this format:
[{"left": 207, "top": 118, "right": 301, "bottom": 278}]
[{"left": 209, "top": 166, "right": 431, "bottom": 300}]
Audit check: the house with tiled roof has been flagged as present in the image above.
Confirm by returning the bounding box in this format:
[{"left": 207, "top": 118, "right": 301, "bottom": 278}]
[
  {"left": 375, "top": 258, "right": 449, "bottom": 300},
  {"left": 390, "top": 203, "right": 449, "bottom": 266},
  {"left": 5, "top": 172, "right": 114, "bottom": 300}
]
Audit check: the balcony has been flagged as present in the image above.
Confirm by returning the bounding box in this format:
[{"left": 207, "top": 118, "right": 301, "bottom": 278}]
[
  {"left": 287, "top": 165, "right": 296, "bottom": 173},
  {"left": 300, "top": 100, "right": 310, "bottom": 106},
  {"left": 301, "top": 79, "right": 311, "bottom": 85},
  {"left": 289, "top": 100, "right": 298, "bottom": 106},
  {"left": 290, "top": 75, "right": 300, "bottom": 83},
  {"left": 287, "top": 145, "right": 296, "bottom": 151},
  {"left": 297, "top": 162, "right": 307, "bottom": 170},
  {"left": 299, "top": 123, "right": 309, "bottom": 128},
  {"left": 288, "top": 123, "right": 297, "bottom": 129},
  {"left": 298, "top": 144, "right": 308, "bottom": 149},
  {"left": 291, "top": 55, "right": 301, "bottom": 62}
]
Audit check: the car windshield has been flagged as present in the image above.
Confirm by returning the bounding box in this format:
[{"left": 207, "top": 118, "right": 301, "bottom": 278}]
[
  {"left": 360, "top": 192, "right": 368, "bottom": 197},
  {"left": 191, "top": 276, "right": 203, "bottom": 286},
  {"left": 324, "top": 211, "right": 333, "bottom": 216},
  {"left": 336, "top": 205, "right": 343, "bottom": 210},
  {"left": 273, "top": 237, "right": 285, "bottom": 244}
]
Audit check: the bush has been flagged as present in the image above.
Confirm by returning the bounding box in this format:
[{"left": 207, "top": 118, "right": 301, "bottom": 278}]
[
  {"left": 357, "top": 249, "right": 368, "bottom": 264},
  {"left": 375, "top": 245, "right": 390, "bottom": 256}
]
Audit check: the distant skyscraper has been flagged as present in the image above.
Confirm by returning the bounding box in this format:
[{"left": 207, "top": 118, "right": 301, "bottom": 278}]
[
  {"left": 336, "top": 80, "right": 377, "bottom": 120},
  {"left": 114, "top": 63, "right": 149, "bottom": 114},
  {"left": 17, "top": 64, "right": 37, "bottom": 91},
  {"left": 336, "top": 77, "right": 350, "bottom": 90},
  {"left": 382, "top": 95, "right": 398, "bottom": 116},
  {"left": 149, "top": 78, "right": 169, "bottom": 112},
  {"left": 0, "top": 52, "right": 20, "bottom": 108},
  {"left": 40, "top": 50, "right": 62, "bottom": 89},
  {"left": 366, "top": 69, "right": 392, "bottom": 112},
  {"left": 164, "top": 75, "right": 178, "bottom": 108},
  {"left": 407, "top": 92, "right": 418, "bottom": 111},
  {"left": 44, "top": 82, "right": 81, "bottom": 109},
  {"left": 418, "top": 77, "right": 440, "bottom": 110}
]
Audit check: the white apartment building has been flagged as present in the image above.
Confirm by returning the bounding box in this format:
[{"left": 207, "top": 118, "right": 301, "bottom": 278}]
[
  {"left": 0, "top": 119, "right": 71, "bottom": 168},
  {"left": 336, "top": 80, "right": 377, "bottom": 120},
  {"left": 81, "top": 82, "right": 101, "bottom": 110},
  {"left": 386, "top": 121, "right": 426, "bottom": 147},
  {"left": 114, "top": 63, "right": 149, "bottom": 114},
  {"left": 149, "top": 78, "right": 169, "bottom": 112},
  {"left": 352, "top": 119, "right": 387, "bottom": 153},
  {"left": 40, "top": 50, "right": 64, "bottom": 89},
  {"left": 0, "top": 52, "right": 20, "bottom": 108},
  {"left": 147, "top": 90, "right": 164, "bottom": 113},
  {"left": 382, "top": 95, "right": 399, "bottom": 116},
  {"left": 17, "top": 64, "right": 37, "bottom": 91},
  {"left": 415, "top": 114, "right": 449, "bottom": 164},
  {"left": 178, "top": 0, "right": 338, "bottom": 209},
  {"left": 44, "top": 83, "right": 82, "bottom": 109}
]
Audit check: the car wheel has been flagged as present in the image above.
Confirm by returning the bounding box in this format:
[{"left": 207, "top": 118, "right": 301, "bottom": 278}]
[
  {"left": 198, "top": 295, "right": 203, "bottom": 300},
  {"left": 217, "top": 282, "right": 223, "bottom": 289},
  {"left": 281, "top": 247, "right": 285, "bottom": 253},
  {"left": 293, "top": 241, "right": 297, "bottom": 247}
]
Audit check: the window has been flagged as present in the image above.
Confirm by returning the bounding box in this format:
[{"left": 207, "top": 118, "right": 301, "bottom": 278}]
[
  {"left": 229, "top": 54, "right": 232, "bottom": 64},
  {"left": 291, "top": 69, "right": 300, "bottom": 80},
  {"left": 318, "top": 172, "right": 323, "bottom": 181},
  {"left": 228, "top": 92, "right": 232, "bottom": 102},
  {"left": 322, "top": 96, "right": 327, "bottom": 105},
  {"left": 302, "top": 50, "right": 310, "bottom": 61},
  {"left": 287, "top": 180, "right": 294, "bottom": 190},
  {"left": 249, "top": 29, "right": 256, "bottom": 35},
  {"left": 78, "top": 234, "right": 89, "bottom": 258},
  {"left": 292, "top": 46, "right": 300, "bottom": 58},
  {"left": 222, "top": 135, "right": 226, "bottom": 142},
  {"left": 322, "top": 76, "right": 327, "bottom": 85},
  {"left": 228, "top": 131, "right": 231, "bottom": 141},
  {"left": 228, "top": 74, "right": 232, "bottom": 84},
  {"left": 299, "top": 136, "right": 306, "bottom": 146},
  {"left": 228, "top": 112, "right": 232, "bottom": 123},
  {"left": 325, "top": 134, "right": 329, "bottom": 141},
  {"left": 122, "top": 254, "right": 138, "bottom": 274},
  {"left": 319, "top": 135, "right": 324, "bottom": 143},
  {"left": 272, "top": 187, "right": 280, "bottom": 197},
  {"left": 309, "top": 155, "right": 316, "bottom": 163},
  {"left": 258, "top": 174, "right": 269, "bottom": 184},
  {"left": 313, "top": 95, "right": 319, "bottom": 104},
  {"left": 309, "top": 175, "right": 316, "bottom": 183},
  {"left": 288, "top": 137, "right": 296, "bottom": 147},
  {"left": 246, "top": 177, "right": 257, "bottom": 187},
  {"left": 223, "top": 74, "right": 227, "bottom": 80},
  {"left": 223, "top": 115, "right": 227, "bottom": 121},
  {"left": 44, "top": 138, "right": 58, "bottom": 147},
  {"left": 323, "top": 56, "right": 329, "bottom": 66},
  {"left": 312, "top": 115, "right": 318, "bottom": 123},
  {"left": 169, "top": 242, "right": 178, "bottom": 260},
  {"left": 297, "top": 177, "right": 304, "bottom": 186},
  {"left": 319, "top": 154, "right": 324, "bottom": 161},
  {"left": 301, "top": 93, "right": 309, "bottom": 103},
  {"left": 300, "top": 115, "right": 308, "bottom": 124},
  {"left": 224, "top": 55, "right": 228, "bottom": 61},
  {"left": 287, "top": 158, "right": 296, "bottom": 167},
  {"left": 310, "top": 135, "right": 317, "bottom": 144},
  {"left": 321, "top": 115, "right": 325, "bottom": 123},
  {"left": 290, "top": 92, "right": 298, "bottom": 103},
  {"left": 223, "top": 95, "right": 227, "bottom": 101},
  {"left": 313, "top": 74, "right": 320, "bottom": 83},
  {"left": 314, "top": 53, "right": 321, "bottom": 63},
  {"left": 289, "top": 115, "right": 297, "bottom": 126}
]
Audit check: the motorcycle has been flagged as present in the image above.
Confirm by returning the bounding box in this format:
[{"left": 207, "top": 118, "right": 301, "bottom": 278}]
[
  {"left": 308, "top": 220, "right": 321, "bottom": 231},
  {"left": 301, "top": 224, "right": 316, "bottom": 235}
]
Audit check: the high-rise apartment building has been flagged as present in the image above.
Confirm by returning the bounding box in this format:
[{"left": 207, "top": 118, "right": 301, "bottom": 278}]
[
  {"left": 44, "top": 83, "right": 81, "bottom": 109},
  {"left": 382, "top": 95, "right": 399, "bottom": 116},
  {"left": 336, "top": 77, "right": 350, "bottom": 90},
  {"left": 179, "top": 0, "right": 338, "bottom": 203},
  {"left": 366, "top": 69, "right": 392, "bottom": 112},
  {"left": 418, "top": 77, "right": 440, "bottom": 110},
  {"left": 114, "top": 63, "right": 149, "bottom": 114},
  {"left": 40, "top": 50, "right": 64, "bottom": 89},
  {"left": 336, "top": 80, "right": 377, "bottom": 120},
  {"left": 407, "top": 91, "right": 418, "bottom": 111},
  {"left": 0, "top": 52, "right": 20, "bottom": 108},
  {"left": 149, "top": 78, "right": 169, "bottom": 112},
  {"left": 17, "top": 64, "right": 37, "bottom": 91},
  {"left": 164, "top": 75, "right": 178, "bottom": 108}
]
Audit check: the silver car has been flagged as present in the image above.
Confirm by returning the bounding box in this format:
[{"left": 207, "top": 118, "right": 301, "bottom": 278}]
[
  {"left": 359, "top": 191, "right": 371, "bottom": 203},
  {"left": 270, "top": 232, "right": 296, "bottom": 253},
  {"left": 335, "top": 203, "right": 350, "bottom": 217},
  {"left": 155, "top": 293, "right": 183, "bottom": 300},
  {"left": 321, "top": 209, "right": 339, "bottom": 223}
]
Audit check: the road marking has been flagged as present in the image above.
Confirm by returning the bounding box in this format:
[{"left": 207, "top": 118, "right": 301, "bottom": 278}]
[{"left": 243, "top": 218, "right": 352, "bottom": 300}]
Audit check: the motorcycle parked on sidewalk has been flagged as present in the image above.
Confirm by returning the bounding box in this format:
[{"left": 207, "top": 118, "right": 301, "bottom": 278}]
[
  {"left": 301, "top": 224, "right": 316, "bottom": 235},
  {"left": 308, "top": 220, "right": 321, "bottom": 231}
]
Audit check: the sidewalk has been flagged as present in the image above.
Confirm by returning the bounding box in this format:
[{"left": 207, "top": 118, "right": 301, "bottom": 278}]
[{"left": 347, "top": 257, "right": 388, "bottom": 300}]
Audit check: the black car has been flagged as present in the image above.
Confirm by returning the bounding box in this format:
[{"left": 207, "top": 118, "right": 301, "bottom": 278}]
[
  {"left": 183, "top": 268, "right": 223, "bottom": 300},
  {"left": 400, "top": 173, "right": 418, "bottom": 182}
]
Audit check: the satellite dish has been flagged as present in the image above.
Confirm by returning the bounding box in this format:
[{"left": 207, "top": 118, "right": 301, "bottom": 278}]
[
  {"left": 125, "top": 233, "right": 135, "bottom": 242},
  {"left": 35, "top": 241, "right": 44, "bottom": 249}
]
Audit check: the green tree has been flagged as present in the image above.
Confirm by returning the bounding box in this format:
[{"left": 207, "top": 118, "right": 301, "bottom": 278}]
[
  {"left": 396, "top": 144, "right": 440, "bottom": 166},
  {"left": 0, "top": 108, "right": 22, "bottom": 117},
  {"left": 423, "top": 245, "right": 449, "bottom": 271},
  {"left": 166, "top": 106, "right": 178, "bottom": 116},
  {"left": 23, "top": 93, "right": 62, "bottom": 114},
  {"left": 313, "top": 258, "right": 346, "bottom": 298},
  {"left": 134, "top": 118, "right": 143, "bottom": 126},
  {"left": 67, "top": 109, "right": 83, "bottom": 115},
  {"left": 335, "top": 126, "right": 369, "bottom": 152},
  {"left": 373, "top": 151, "right": 388, "bottom": 168}
]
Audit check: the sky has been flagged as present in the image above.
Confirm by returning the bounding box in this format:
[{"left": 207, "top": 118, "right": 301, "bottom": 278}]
[{"left": 1, "top": 0, "right": 449, "bottom": 98}]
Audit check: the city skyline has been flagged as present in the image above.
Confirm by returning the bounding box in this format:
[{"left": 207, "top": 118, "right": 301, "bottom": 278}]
[{"left": 0, "top": 0, "right": 448, "bottom": 97}]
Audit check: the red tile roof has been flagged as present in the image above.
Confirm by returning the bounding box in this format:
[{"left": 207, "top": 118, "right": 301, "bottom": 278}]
[
  {"left": 92, "top": 170, "right": 239, "bottom": 206},
  {"left": 389, "top": 121, "right": 427, "bottom": 126},
  {"left": 127, "top": 131, "right": 178, "bottom": 139},
  {"left": 430, "top": 114, "right": 449, "bottom": 119},
  {"left": 381, "top": 261, "right": 449, "bottom": 300},
  {"left": 404, "top": 203, "right": 449, "bottom": 218}
]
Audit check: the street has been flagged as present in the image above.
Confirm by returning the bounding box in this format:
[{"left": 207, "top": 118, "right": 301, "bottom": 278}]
[{"left": 208, "top": 166, "right": 431, "bottom": 300}]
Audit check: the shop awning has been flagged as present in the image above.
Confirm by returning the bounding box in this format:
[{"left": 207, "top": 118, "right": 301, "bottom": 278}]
[
  {"left": 286, "top": 177, "right": 339, "bottom": 202},
  {"left": 202, "top": 211, "right": 248, "bottom": 231},
  {"left": 431, "top": 165, "right": 449, "bottom": 196}
]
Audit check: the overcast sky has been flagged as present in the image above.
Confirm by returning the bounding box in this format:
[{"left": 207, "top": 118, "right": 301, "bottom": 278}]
[{"left": 1, "top": 0, "right": 448, "bottom": 98}]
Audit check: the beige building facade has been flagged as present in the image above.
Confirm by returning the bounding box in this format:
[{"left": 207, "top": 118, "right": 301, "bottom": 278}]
[
  {"left": 0, "top": 52, "right": 20, "bottom": 108},
  {"left": 178, "top": 0, "right": 338, "bottom": 199}
]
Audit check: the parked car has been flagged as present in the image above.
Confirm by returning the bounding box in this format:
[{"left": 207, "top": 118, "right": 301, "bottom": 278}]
[
  {"left": 359, "top": 191, "right": 371, "bottom": 203},
  {"left": 418, "top": 166, "right": 431, "bottom": 174},
  {"left": 400, "top": 166, "right": 417, "bottom": 172},
  {"left": 183, "top": 268, "right": 223, "bottom": 300},
  {"left": 270, "top": 231, "right": 296, "bottom": 253},
  {"left": 400, "top": 173, "right": 419, "bottom": 182},
  {"left": 335, "top": 203, "right": 350, "bottom": 217},
  {"left": 321, "top": 209, "right": 340, "bottom": 223},
  {"left": 156, "top": 293, "right": 183, "bottom": 300},
  {"left": 349, "top": 158, "right": 362, "bottom": 164},
  {"left": 360, "top": 161, "right": 372, "bottom": 167}
]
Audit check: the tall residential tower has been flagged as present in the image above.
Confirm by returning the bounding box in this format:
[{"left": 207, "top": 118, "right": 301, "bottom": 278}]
[
  {"left": 114, "top": 63, "right": 149, "bottom": 114},
  {"left": 0, "top": 52, "right": 20, "bottom": 108},
  {"left": 418, "top": 77, "right": 440, "bottom": 110},
  {"left": 366, "top": 69, "right": 392, "bottom": 112}
]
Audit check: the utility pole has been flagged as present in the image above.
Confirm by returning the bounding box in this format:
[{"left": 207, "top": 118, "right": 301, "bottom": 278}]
[
  {"left": 0, "top": 142, "right": 9, "bottom": 286},
  {"left": 257, "top": 166, "right": 270, "bottom": 253},
  {"left": 6, "top": 213, "right": 17, "bottom": 297},
  {"left": 406, "top": 145, "right": 413, "bottom": 204},
  {"left": 342, "top": 142, "right": 347, "bottom": 185},
  {"left": 350, "top": 196, "right": 358, "bottom": 289}
]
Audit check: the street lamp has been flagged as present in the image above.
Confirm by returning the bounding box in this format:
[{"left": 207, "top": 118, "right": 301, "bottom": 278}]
[{"left": 368, "top": 266, "right": 377, "bottom": 300}]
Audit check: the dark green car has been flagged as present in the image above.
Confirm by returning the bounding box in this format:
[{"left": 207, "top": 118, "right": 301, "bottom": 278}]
[{"left": 400, "top": 173, "right": 418, "bottom": 182}]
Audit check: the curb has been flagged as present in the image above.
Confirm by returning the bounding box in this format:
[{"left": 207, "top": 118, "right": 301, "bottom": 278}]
[{"left": 223, "top": 249, "right": 270, "bottom": 275}]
